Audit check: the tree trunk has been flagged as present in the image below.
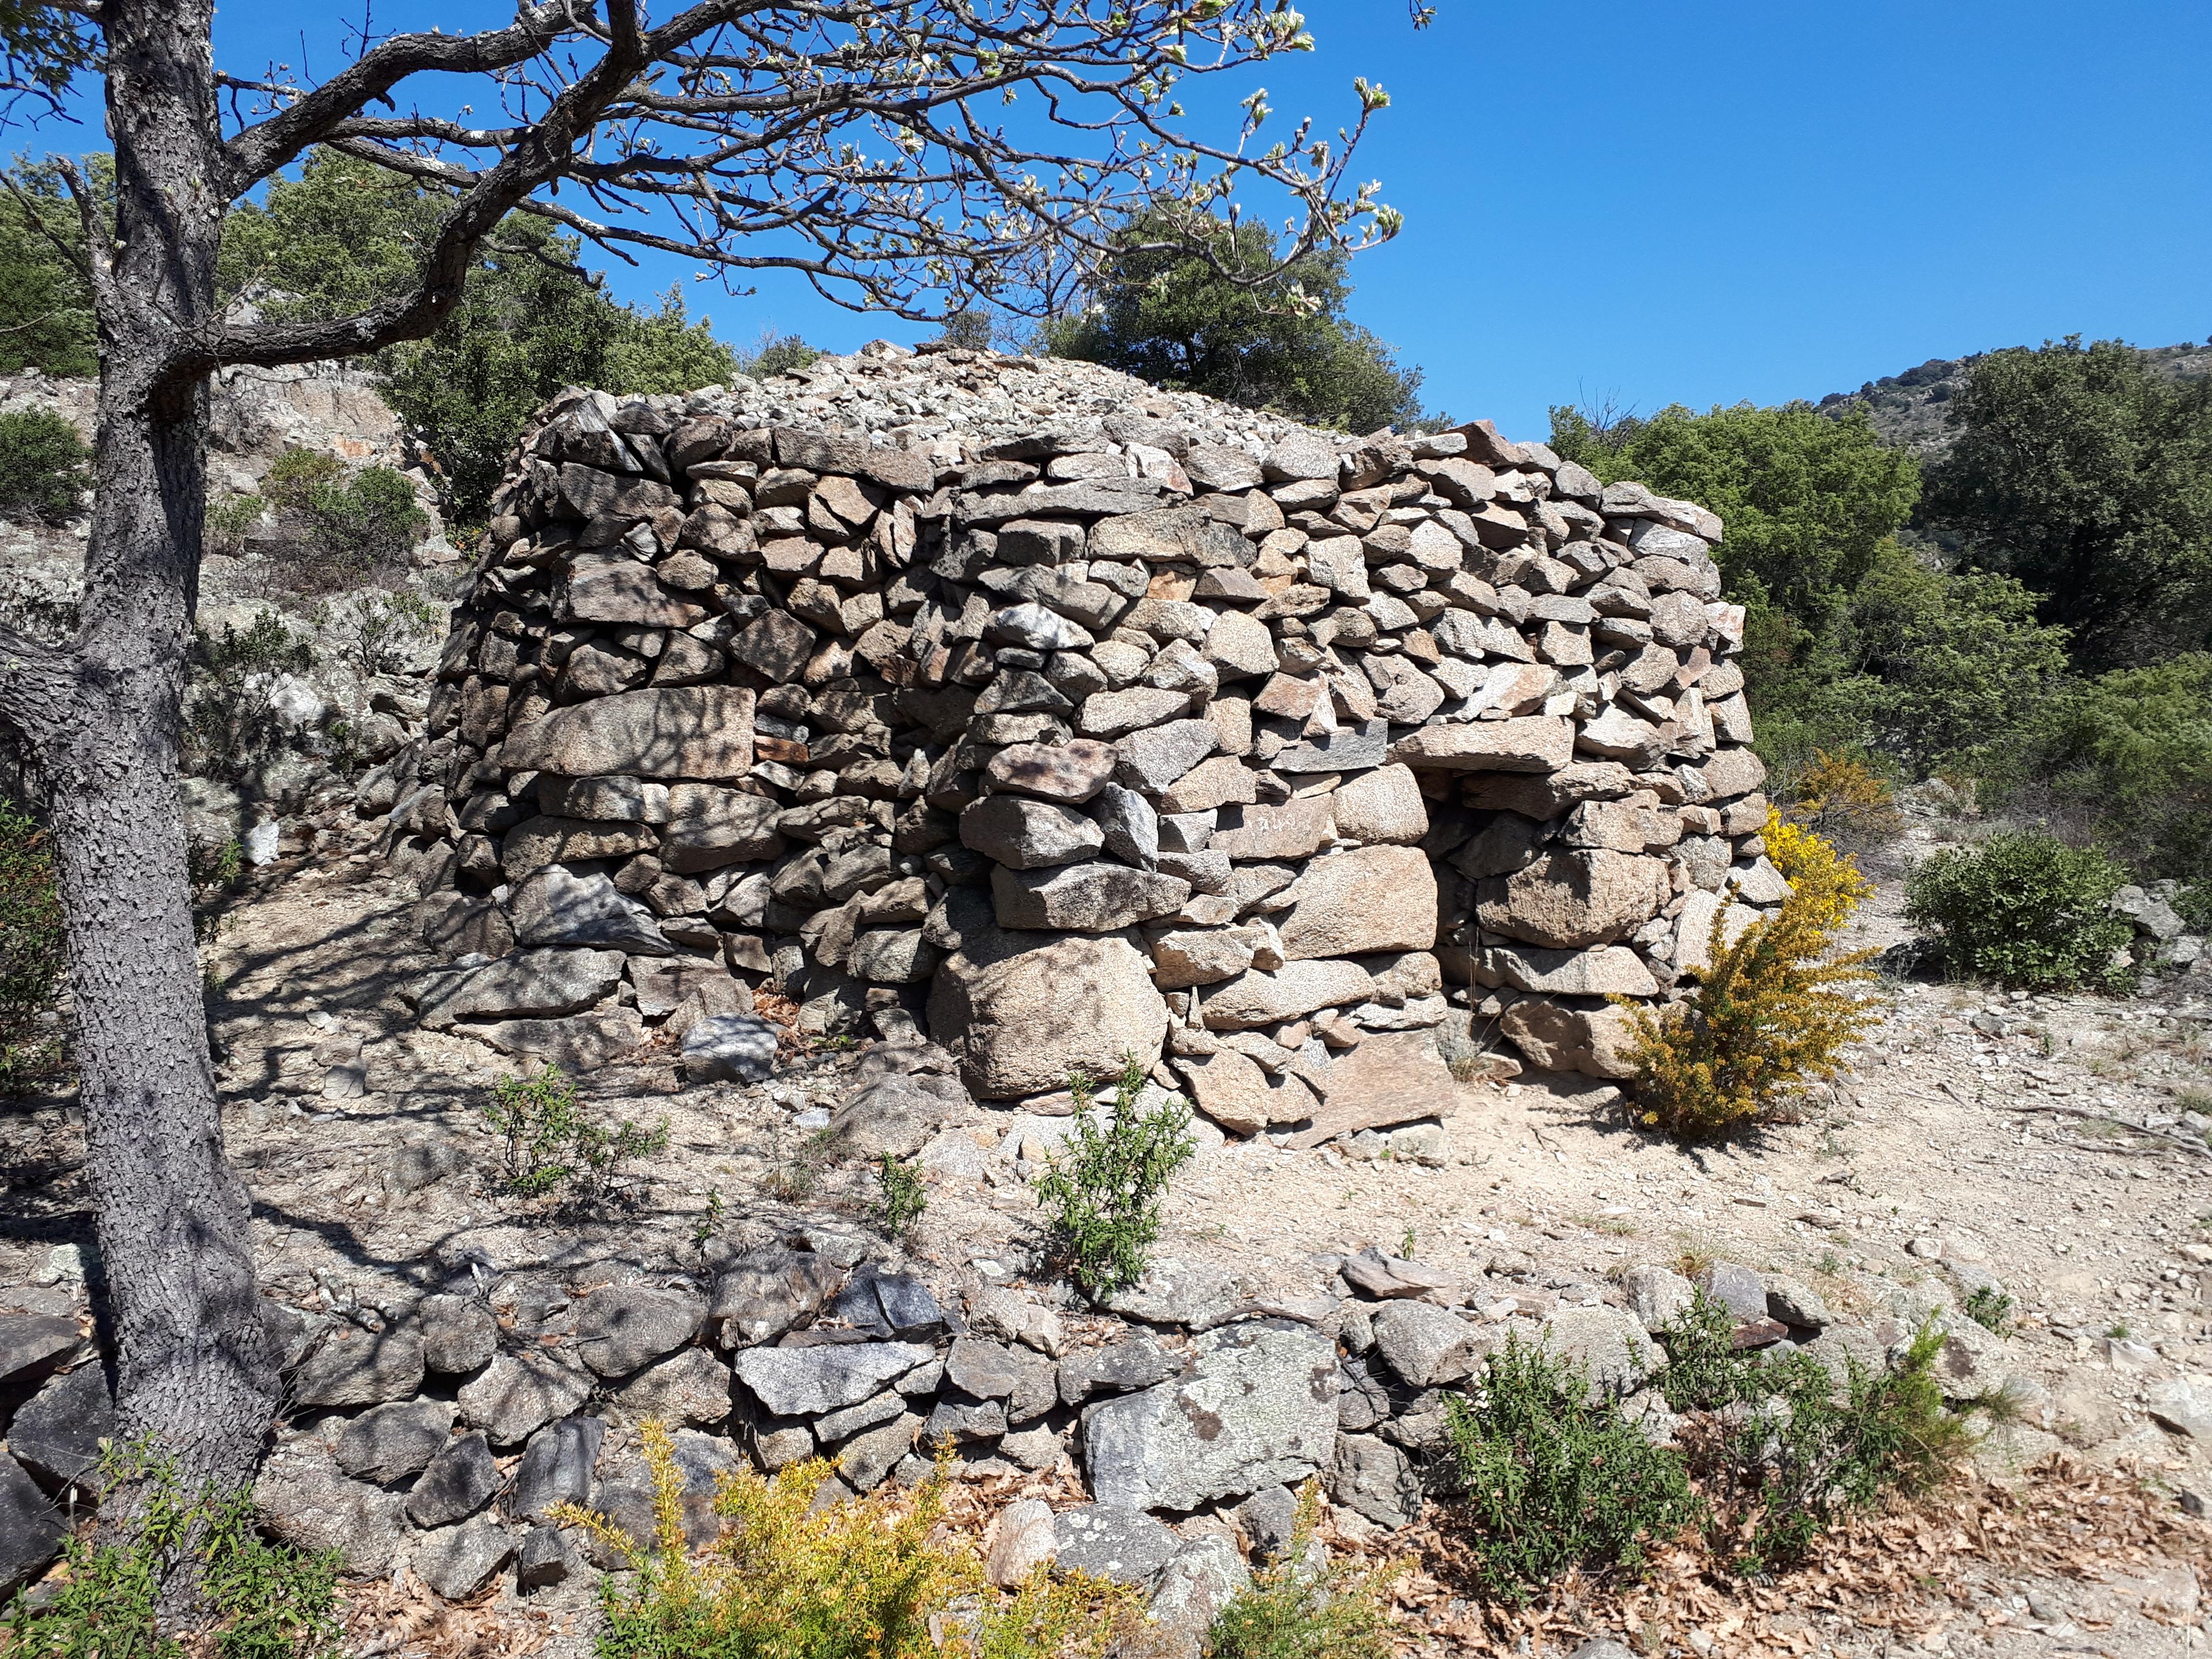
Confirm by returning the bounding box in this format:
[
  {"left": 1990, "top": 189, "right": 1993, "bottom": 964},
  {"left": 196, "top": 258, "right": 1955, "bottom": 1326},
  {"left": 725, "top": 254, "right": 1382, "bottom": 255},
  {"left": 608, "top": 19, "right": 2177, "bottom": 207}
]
[{"left": 29, "top": 0, "right": 282, "bottom": 1492}]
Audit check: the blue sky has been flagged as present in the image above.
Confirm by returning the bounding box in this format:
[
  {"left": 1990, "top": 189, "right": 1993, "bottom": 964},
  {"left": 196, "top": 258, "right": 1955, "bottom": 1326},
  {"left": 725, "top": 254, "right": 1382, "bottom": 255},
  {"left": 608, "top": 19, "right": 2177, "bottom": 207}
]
[{"left": 29, "top": 0, "right": 2212, "bottom": 442}]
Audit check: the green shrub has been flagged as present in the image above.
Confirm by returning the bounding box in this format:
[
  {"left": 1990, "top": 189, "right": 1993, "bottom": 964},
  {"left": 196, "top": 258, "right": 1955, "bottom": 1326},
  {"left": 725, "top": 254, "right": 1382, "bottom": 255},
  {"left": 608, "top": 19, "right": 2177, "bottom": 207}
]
[
  {"left": 258, "top": 448, "right": 428, "bottom": 585},
  {"left": 873, "top": 1153, "right": 927, "bottom": 1237},
  {"left": 204, "top": 491, "right": 268, "bottom": 555},
  {"left": 483, "top": 1067, "right": 668, "bottom": 1210},
  {"left": 1441, "top": 1333, "right": 1700, "bottom": 1603},
  {"left": 559, "top": 1420, "right": 1134, "bottom": 1659},
  {"left": 0, "top": 410, "right": 89, "bottom": 524},
  {"left": 312, "top": 588, "right": 443, "bottom": 679},
  {"left": 1657, "top": 1293, "right": 1972, "bottom": 1575},
  {"left": 4, "top": 1445, "right": 342, "bottom": 1659},
  {"left": 1032, "top": 1056, "right": 1194, "bottom": 1298},
  {"left": 0, "top": 801, "right": 63, "bottom": 1094},
  {"left": 1206, "top": 1484, "right": 1397, "bottom": 1659},
  {"left": 182, "top": 611, "right": 316, "bottom": 784},
  {"left": 1964, "top": 1285, "right": 2016, "bottom": 1333},
  {"left": 1904, "top": 830, "right": 2137, "bottom": 990}
]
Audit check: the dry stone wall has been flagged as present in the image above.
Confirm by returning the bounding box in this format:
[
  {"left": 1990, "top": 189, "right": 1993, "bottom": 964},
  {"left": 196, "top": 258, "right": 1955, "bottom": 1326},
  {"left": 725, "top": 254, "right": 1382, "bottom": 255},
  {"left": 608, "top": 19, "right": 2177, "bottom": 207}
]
[{"left": 402, "top": 342, "right": 1779, "bottom": 1126}]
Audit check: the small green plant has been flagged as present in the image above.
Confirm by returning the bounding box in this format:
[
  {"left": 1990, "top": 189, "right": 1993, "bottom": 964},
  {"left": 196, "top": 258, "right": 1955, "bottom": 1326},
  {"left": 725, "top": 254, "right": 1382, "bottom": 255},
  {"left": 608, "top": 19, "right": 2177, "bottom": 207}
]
[
  {"left": 874, "top": 1153, "right": 927, "bottom": 1237},
  {"left": 204, "top": 491, "right": 267, "bottom": 555},
  {"left": 1963, "top": 1285, "right": 2016, "bottom": 1333},
  {"left": 1904, "top": 830, "right": 2138, "bottom": 991},
  {"left": 555, "top": 1419, "right": 1134, "bottom": 1659},
  {"left": 312, "top": 588, "right": 443, "bottom": 679},
  {"left": 260, "top": 447, "right": 428, "bottom": 587},
  {"left": 0, "top": 801, "right": 63, "bottom": 1094},
  {"left": 1657, "top": 1293, "right": 1973, "bottom": 1573},
  {"left": 1206, "top": 1483, "right": 1398, "bottom": 1659},
  {"left": 483, "top": 1066, "right": 668, "bottom": 1209},
  {"left": 2107, "top": 1320, "right": 2131, "bottom": 1340},
  {"left": 0, "top": 408, "right": 89, "bottom": 524},
  {"left": 692, "top": 1185, "right": 725, "bottom": 1247},
  {"left": 183, "top": 611, "right": 316, "bottom": 784},
  {"left": 1398, "top": 1226, "right": 1417, "bottom": 1259},
  {"left": 1441, "top": 1332, "right": 1702, "bottom": 1603},
  {"left": 1032, "top": 1056, "right": 1195, "bottom": 1298},
  {"left": 4, "top": 1444, "right": 343, "bottom": 1659}
]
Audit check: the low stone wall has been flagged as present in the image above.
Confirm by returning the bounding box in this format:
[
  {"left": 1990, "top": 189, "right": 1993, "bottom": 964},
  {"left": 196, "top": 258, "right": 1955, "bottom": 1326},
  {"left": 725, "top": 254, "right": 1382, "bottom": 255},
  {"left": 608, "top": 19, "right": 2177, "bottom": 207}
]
[{"left": 396, "top": 343, "right": 1777, "bottom": 1127}]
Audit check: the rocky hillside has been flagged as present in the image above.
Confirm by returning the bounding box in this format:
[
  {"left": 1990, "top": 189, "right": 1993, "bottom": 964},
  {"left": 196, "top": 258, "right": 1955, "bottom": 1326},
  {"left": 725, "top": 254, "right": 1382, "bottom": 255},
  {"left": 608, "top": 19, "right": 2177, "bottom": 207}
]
[{"left": 1817, "top": 339, "right": 2212, "bottom": 458}]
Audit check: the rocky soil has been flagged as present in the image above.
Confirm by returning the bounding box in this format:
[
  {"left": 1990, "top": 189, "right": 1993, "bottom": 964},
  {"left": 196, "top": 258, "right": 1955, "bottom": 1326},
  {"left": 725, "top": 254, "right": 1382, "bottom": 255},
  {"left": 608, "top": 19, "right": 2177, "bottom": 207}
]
[{"left": 2, "top": 796, "right": 2209, "bottom": 1656}]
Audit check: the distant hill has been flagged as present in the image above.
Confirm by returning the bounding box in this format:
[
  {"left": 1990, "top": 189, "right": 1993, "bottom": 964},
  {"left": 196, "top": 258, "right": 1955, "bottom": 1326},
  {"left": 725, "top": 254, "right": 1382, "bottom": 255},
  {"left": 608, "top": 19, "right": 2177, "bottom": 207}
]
[{"left": 1819, "top": 339, "right": 2212, "bottom": 458}]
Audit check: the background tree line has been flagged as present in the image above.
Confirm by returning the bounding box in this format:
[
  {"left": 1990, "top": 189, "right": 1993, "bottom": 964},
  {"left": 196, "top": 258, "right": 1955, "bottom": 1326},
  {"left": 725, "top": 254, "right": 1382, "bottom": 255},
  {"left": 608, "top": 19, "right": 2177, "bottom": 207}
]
[{"left": 1553, "top": 338, "right": 2212, "bottom": 910}]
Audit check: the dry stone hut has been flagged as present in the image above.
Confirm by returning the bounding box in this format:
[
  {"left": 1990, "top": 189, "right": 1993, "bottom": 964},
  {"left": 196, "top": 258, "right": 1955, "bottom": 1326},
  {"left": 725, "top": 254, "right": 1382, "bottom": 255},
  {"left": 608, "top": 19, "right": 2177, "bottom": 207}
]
[{"left": 397, "top": 342, "right": 1778, "bottom": 1139}]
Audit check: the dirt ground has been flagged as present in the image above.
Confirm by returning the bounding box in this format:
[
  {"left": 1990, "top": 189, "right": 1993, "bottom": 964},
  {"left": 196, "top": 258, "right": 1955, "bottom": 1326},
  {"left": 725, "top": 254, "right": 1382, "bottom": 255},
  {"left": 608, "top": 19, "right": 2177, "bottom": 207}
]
[{"left": 3, "top": 807, "right": 2210, "bottom": 1658}]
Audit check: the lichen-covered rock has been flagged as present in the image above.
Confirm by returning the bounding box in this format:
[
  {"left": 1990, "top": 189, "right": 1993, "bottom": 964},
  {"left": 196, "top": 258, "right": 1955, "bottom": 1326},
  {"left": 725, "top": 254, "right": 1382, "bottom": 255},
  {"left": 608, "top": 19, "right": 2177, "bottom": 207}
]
[{"left": 1083, "top": 1319, "right": 1337, "bottom": 1512}]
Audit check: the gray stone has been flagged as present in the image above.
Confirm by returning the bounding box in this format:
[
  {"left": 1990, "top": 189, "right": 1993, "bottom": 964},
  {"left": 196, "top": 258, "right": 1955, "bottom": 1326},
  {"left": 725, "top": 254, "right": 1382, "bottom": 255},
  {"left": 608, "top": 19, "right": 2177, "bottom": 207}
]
[
  {"left": 660, "top": 785, "right": 786, "bottom": 873},
  {"left": 960, "top": 794, "right": 1104, "bottom": 869},
  {"left": 1083, "top": 1319, "right": 1338, "bottom": 1512},
  {"left": 415, "top": 948, "right": 626, "bottom": 1028},
  {"left": 1100, "top": 1259, "right": 1257, "bottom": 1331},
  {"left": 926, "top": 1393, "right": 1007, "bottom": 1443},
  {"left": 990, "top": 601, "right": 1094, "bottom": 652},
  {"left": 516, "top": 1525, "right": 579, "bottom": 1589},
  {"left": 407, "top": 1431, "right": 501, "bottom": 1529},
  {"left": 1150, "top": 1536, "right": 1252, "bottom": 1655},
  {"left": 1050, "top": 1503, "right": 1180, "bottom": 1586},
  {"left": 1272, "top": 721, "right": 1388, "bottom": 775},
  {"left": 831, "top": 1268, "right": 948, "bottom": 1340},
  {"left": 1539, "top": 1305, "right": 1661, "bottom": 1400},
  {"left": 1092, "top": 782, "right": 1160, "bottom": 866},
  {"left": 709, "top": 1248, "right": 844, "bottom": 1347},
  {"left": 1389, "top": 717, "right": 1573, "bottom": 773},
  {"left": 1199, "top": 959, "right": 1374, "bottom": 1029},
  {"left": 420, "top": 1294, "right": 499, "bottom": 1374},
  {"left": 577, "top": 1285, "right": 706, "bottom": 1378},
  {"left": 1372, "top": 1301, "right": 1488, "bottom": 1388},
  {"left": 475, "top": 1010, "right": 646, "bottom": 1071},
  {"left": 1079, "top": 687, "right": 1195, "bottom": 740},
  {"left": 966, "top": 1285, "right": 1069, "bottom": 1358},
  {"left": 499, "top": 685, "right": 755, "bottom": 781},
  {"left": 2147, "top": 1377, "right": 2212, "bottom": 1442},
  {"left": 827, "top": 1071, "right": 974, "bottom": 1158},
  {"left": 0, "top": 1313, "right": 77, "bottom": 1389},
  {"left": 1329, "top": 1431, "right": 1424, "bottom": 1528},
  {"left": 991, "top": 861, "right": 1191, "bottom": 932},
  {"left": 1273, "top": 844, "right": 1437, "bottom": 960},
  {"left": 1481, "top": 942, "right": 1657, "bottom": 997},
  {"left": 511, "top": 1415, "right": 605, "bottom": 1519},
  {"left": 1115, "top": 719, "right": 1220, "bottom": 794},
  {"left": 510, "top": 868, "right": 673, "bottom": 954},
  {"left": 0, "top": 1448, "right": 62, "bottom": 1598},
  {"left": 1765, "top": 1275, "right": 1831, "bottom": 1331},
  {"left": 680, "top": 1013, "right": 781, "bottom": 1082},
  {"left": 335, "top": 1398, "right": 456, "bottom": 1484},
  {"left": 458, "top": 1350, "right": 593, "bottom": 1448},
  {"left": 1232, "top": 1486, "right": 1301, "bottom": 1562},
  {"left": 1698, "top": 1261, "right": 1767, "bottom": 1322},
  {"left": 584, "top": 1431, "right": 739, "bottom": 1560},
  {"left": 293, "top": 1327, "right": 426, "bottom": 1410},
  {"left": 615, "top": 1348, "right": 734, "bottom": 1426},
  {"left": 732, "top": 1341, "right": 933, "bottom": 1417},
  {"left": 1059, "top": 1333, "right": 1183, "bottom": 1405},
  {"left": 815, "top": 1388, "right": 907, "bottom": 1445},
  {"left": 837, "top": 1412, "right": 923, "bottom": 1492},
  {"left": 926, "top": 930, "right": 1169, "bottom": 1100},
  {"left": 414, "top": 1518, "right": 517, "bottom": 1602},
  {"left": 7, "top": 1362, "right": 115, "bottom": 1489},
  {"left": 1001, "top": 1426, "right": 1065, "bottom": 1472},
  {"left": 255, "top": 1453, "right": 410, "bottom": 1576},
  {"left": 983, "top": 739, "right": 1119, "bottom": 804},
  {"left": 1622, "top": 1266, "right": 1694, "bottom": 1334}
]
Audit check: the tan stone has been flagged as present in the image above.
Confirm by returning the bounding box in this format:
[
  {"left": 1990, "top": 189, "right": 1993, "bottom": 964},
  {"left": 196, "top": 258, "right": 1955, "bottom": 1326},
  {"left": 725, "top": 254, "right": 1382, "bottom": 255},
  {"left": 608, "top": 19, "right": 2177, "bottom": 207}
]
[
  {"left": 1480, "top": 944, "right": 1657, "bottom": 997},
  {"left": 1695, "top": 746, "right": 1768, "bottom": 801},
  {"left": 1199, "top": 959, "right": 1374, "bottom": 1029},
  {"left": 1499, "top": 999, "right": 1642, "bottom": 1078},
  {"left": 1202, "top": 609, "right": 1278, "bottom": 680},
  {"left": 659, "top": 785, "right": 785, "bottom": 873},
  {"left": 499, "top": 816, "right": 658, "bottom": 881},
  {"left": 1209, "top": 797, "right": 1336, "bottom": 860},
  {"left": 925, "top": 931, "right": 1169, "bottom": 1100},
  {"left": 1475, "top": 850, "right": 1669, "bottom": 949},
  {"left": 1274, "top": 845, "right": 1437, "bottom": 961},
  {"left": 566, "top": 551, "right": 707, "bottom": 628},
  {"left": 1156, "top": 755, "right": 1259, "bottom": 815},
  {"left": 1673, "top": 889, "right": 1760, "bottom": 974},
  {"left": 1283, "top": 1031, "right": 1467, "bottom": 1149},
  {"left": 1389, "top": 717, "right": 1573, "bottom": 773},
  {"left": 501, "top": 687, "right": 755, "bottom": 781},
  {"left": 1328, "top": 763, "right": 1427, "bottom": 845},
  {"left": 1174, "top": 1048, "right": 1315, "bottom": 1137}
]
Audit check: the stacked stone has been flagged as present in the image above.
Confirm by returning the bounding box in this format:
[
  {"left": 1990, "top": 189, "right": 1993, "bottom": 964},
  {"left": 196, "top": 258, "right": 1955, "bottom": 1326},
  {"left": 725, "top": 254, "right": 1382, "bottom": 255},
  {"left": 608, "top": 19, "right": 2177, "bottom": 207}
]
[{"left": 403, "top": 341, "right": 1778, "bottom": 1113}]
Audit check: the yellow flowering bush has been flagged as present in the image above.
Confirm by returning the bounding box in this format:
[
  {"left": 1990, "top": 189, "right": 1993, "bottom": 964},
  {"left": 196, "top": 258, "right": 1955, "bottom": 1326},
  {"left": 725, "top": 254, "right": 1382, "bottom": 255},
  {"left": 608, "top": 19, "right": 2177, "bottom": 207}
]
[
  {"left": 1787, "top": 748, "right": 1903, "bottom": 843},
  {"left": 1614, "top": 817, "right": 1880, "bottom": 1141},
  {"left": 554, "top": 1421, "right": 1134, "bottom": 1659}
]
